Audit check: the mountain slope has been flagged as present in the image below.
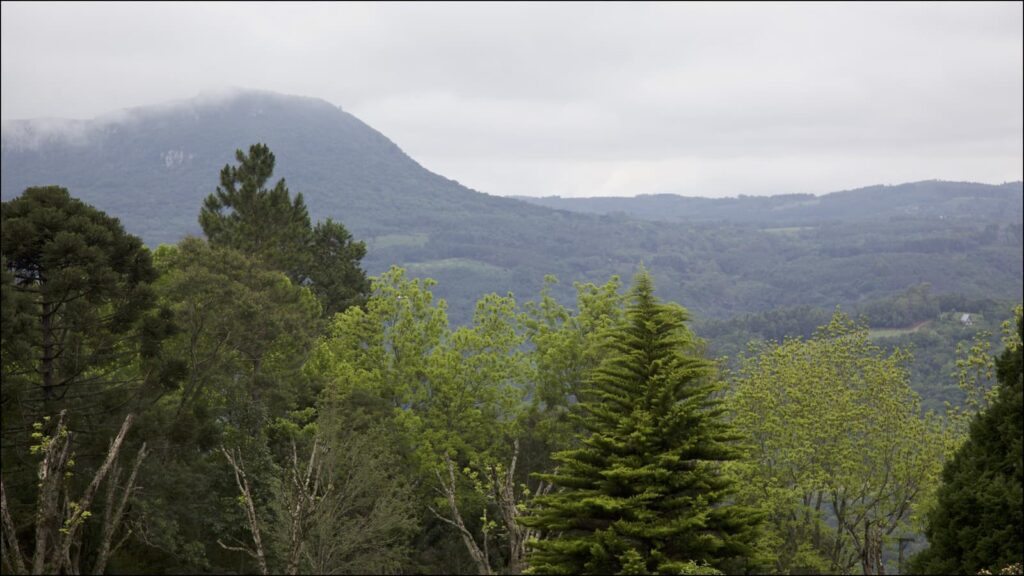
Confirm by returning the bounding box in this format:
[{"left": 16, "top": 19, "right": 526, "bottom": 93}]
[
  {"left": 514, "top": 180, "right": 1024, "bottom": 225},
  {"left": 3, "top": 90, "right": 1022, "bottom": 323}
]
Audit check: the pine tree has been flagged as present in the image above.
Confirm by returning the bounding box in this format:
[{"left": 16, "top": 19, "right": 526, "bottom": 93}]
[
  {"left": 199, "top": 144, "right": 368, "bottom": 315},
  {"left": 520, "top": 270, "right": 760, "bottom": 575},
  {"left": 911, "top": 312, "right": 1023, "bottom": 575},
  {"left": 200, "top": 143, "right": 313, "bottom": 280}
]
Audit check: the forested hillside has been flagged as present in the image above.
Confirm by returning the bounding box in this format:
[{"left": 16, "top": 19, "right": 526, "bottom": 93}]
[
  {"left": 515, "top": 180, "right": 1023, "bottom": 225},
  {"left": 3, "top": 91, "right": 1021, "bottom": 327},
  {"left": 3, "top": 143, "right": 1021, "bottom": 575}
]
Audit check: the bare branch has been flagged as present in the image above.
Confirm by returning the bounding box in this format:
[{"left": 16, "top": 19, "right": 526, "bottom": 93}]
[
  {"left": 220, "top": 447, "right": 268, "bottom": 576},
  {"left": 57, "top": 414, "right": 136, "bottom": 573},
  {"left": 92, "top": 442, "right": 148, "bottom": 575},
  {"left": 1, "top": 477, "right": 28, "bottom": 574}
]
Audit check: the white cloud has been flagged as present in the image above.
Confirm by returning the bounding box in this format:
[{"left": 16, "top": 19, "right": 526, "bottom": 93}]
[{"left": 2, "top": 1, "right": 1021, "bottom": 197}]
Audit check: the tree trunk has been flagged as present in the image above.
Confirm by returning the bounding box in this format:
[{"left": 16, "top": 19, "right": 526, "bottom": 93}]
[{"left": 429, "top": 455, "right": 492, "bottom": 575}]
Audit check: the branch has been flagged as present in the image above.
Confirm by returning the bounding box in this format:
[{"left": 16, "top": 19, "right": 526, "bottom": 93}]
[
  {"left": 1, "top": 477, "right": 28, "bottom": 574},
  {"left": 32, "top": 410, "right": 72, "bottom": 574},
  {"left": 220, "top": 447, "right": 268, "bottom": 576},
  {"left": 432, "top": 455, "right": 492, "bottom": 575},
  {"left": 92, "top": 442, "right": 148, "bottom": 575},
  {"left": 57, "top": 414, "right": 136, "bottom": 572}
]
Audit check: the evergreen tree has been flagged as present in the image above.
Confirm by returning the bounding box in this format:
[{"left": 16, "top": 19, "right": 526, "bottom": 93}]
[
  {"left": 309, "top": 218, "right": 369, "bottom": 316},
  {"left": 911, "top": 311, "right": 1023, "bottom": 575},
  {"left": 199, "top": 144, "right": 368, "bottom": 315},
  {"left": 1, "top": 186, "right": 170, "bottom": 415},
  {"left": 200, "top": 143, "right": 312, "bottom": 278},
  {"left": 520, "top": 270, "right": 760, "bottom": 575}
]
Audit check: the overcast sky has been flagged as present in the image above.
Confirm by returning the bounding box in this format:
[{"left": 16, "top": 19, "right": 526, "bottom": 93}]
[{"left": 2, "top": 2, "right": 1021, "bottom": 198}]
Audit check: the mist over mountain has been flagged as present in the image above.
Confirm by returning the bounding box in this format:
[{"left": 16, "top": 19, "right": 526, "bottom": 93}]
[{"left": 3, "top": 90, "right": 1021, "bottom": 323}]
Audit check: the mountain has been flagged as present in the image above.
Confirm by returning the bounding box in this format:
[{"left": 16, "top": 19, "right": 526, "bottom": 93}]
[
  {"left": 3, "top": 89, "right": 1022, "bottom": 324},
  {"left": 514, "top": 180, "right": 1024, "bottom": 225}
]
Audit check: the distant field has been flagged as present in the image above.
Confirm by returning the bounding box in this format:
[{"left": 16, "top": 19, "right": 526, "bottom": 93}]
[
  {"left": 369, "top": 233, "right": 429, "bottom": 249},
  {"left": 869, "top": 320, "right": 932, "bottom": 338},
  {"left": 406, "top": 258, "right": 509, "bottom": 276},
  {"left": 761, "top": 226, "right": 816, "bottom": 235}
]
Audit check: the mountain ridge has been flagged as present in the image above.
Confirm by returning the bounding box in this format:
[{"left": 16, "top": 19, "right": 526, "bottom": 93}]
[
  {"left": 513, "top": 180, "right": 1024, "bottom": 225},
  {"left": 3, "top": 89, "right": 1021, "bottom": 323}
]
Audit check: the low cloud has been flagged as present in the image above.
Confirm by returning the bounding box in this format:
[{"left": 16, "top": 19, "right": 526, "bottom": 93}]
[{"left": 2, "top": 2, "right": 1020, "bottom": 197}]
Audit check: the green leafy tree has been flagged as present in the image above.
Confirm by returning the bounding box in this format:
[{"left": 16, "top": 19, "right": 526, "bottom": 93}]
[
  {"left": 910, "top": 307, "right": 1023, "bottom": 575},
  {"left": 199, "top": 144, "right": 368, "bottom": 316},
  {"left": 308, "top": 267, "right": 541, "bottom": 574},
  {"left": 728, "top": 310, "right": 947, "bottom": 575},
  {"left": 115, "top": 238, "right": 321, "bottom": 574},
  {"left": 520, "top": 269, "right": 760, "bottom": 575}
]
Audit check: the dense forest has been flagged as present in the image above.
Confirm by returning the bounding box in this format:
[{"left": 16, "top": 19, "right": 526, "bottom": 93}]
[{"left": 2, "top": 142, "right": 1021, "bottom": 575}]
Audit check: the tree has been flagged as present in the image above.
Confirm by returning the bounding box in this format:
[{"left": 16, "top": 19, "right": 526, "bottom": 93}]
[
  {"left": 910, "top": 307, "right": 1023, "bottom": 575},
  {"left": 1, "top": 186, "right": 169, "bottom": 415},
  {"left": 308, "top": 218, "right": 369, "bottom": 316},
  {"left": 292, "top": 390, "right": 419, "bottom": 575},
  {"left": 115, "top": 238, "right": 322, "bottom": 574},
  {"left": 199, "top": 143, "right": 368, "bottom": 316},
  {"left": 199, "top": 144, "right": 312, "bottom": 278},
  {"left": 0, "top": 410, "right": 147, "bottom": 575},
  {"left": 728, "top": 310, "right": 947, "bottom": 575},
  {"left": 308, "top": 267, "right": 542, "bottom": 574},
  {"left": 520, "top": 269, "right": 760, "bottom": 575}
]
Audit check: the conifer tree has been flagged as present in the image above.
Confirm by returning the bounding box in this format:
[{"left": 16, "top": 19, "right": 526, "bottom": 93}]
[
  {"left": 520, "top": 270, "right": 760, "bottom": 575},
  {"left": 199, "top": 144, "right": 368, "bottom": 315},
  {"left": 911, "top": 311, "right": 1023, "bottom": 575}
]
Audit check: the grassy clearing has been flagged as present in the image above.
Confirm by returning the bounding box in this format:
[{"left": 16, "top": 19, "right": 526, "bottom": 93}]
[
  {"left": 370, "top": 233, "right": 429, "bottom": 249},
  {"left": 761, "top": 226, "right": 816, "bottom": 235},
  {"left": 405, "top": 258, "right": 508, "bottom": 275},
  {"left": 869, "top": 320, "right": 932, "bottom": 338}
]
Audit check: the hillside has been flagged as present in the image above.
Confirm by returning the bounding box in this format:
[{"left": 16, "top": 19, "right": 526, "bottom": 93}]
[
  {"left": 3, "top": 90, "right": 1022, "bottom": 324},
  {"left": 515, "top": 180, "right": 1024, "bottom": 225}
]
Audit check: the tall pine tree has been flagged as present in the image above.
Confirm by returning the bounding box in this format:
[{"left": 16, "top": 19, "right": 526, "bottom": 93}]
[
  {"left": 911, "top": 311, "right": 1023, "bottom": 575},
  {"left": 520, "top": 269, "right": 759, "bottom": 575},
  {"left": 199, "top": 144, "right": 368, "bottom": 316}
]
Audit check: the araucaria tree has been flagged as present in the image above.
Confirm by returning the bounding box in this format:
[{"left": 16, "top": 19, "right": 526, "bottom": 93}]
[
  {"left": 520, "top": 270, "right": 760, "bottom": 575},
  {"left": 1, "top": 186, "right": 170, "bottom": 421}
]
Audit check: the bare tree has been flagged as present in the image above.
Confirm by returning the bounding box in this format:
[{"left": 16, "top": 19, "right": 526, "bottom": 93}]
[
  {"left": 428, "top": 441, "right": 552, "bottom": 575},
  {"left": 281, "top": 439, "right": 330, "bottom": 575},
  {"left": 218, "top": 447, "right": 269, "bottom": 576},
  {"left": 485, "top": 440, "right": 552, "bottom": 575},
  {"left": 300, "top": 426, "right": 416, "bottom": 575},
  {"left": 0, "top": 410, "right": 146, "bottom": 575},
  {"left": 429, "top": 454, "right": 492, "bottom": 575}
]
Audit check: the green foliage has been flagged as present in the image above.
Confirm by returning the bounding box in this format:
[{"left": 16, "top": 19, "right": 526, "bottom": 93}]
[
  {"left": 116, "top": 237, "right": 321, "bottom": 573},
  {"left": 275, "top": 392, "right": 419, "bottom": 574},
  {"left": 199, "top": 143, "right": 368, "bottom": 316},
  {"left": 1, "top": 186, "right": 167, "bottom": 407},
  {"left": 521, "top": 270, "right": 760, "bottom": 575},
  {"left": 309, "top": 266, "right": 533, "bottom": 572},
  {"left": 727, "top": 310, "right": 948, "bottom": 574},
  {"left": 200, "top": 143, "right": 313, "bottom": 278},
  {"left": 910, "top": 308, "right": 1023, "bottom": 575}
]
